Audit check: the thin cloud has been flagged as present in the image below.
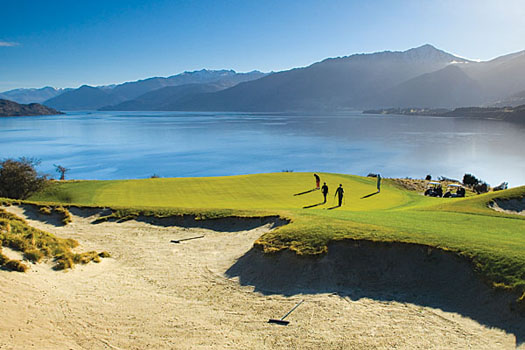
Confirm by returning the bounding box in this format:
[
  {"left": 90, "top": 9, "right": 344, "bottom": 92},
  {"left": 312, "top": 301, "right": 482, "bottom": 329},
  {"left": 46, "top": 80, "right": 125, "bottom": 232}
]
[{"left": 0, "top": 41, "right": 20, "bottom": 47}]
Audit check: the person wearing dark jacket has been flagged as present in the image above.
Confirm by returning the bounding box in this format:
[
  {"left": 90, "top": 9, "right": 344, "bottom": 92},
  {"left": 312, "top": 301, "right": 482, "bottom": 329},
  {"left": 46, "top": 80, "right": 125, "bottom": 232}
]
[
  {"left": 321, "top": 182, "right": 329, "bottom": 203},
  {"left": 335, "top": 184, "right": 344, "bottom": 206}
]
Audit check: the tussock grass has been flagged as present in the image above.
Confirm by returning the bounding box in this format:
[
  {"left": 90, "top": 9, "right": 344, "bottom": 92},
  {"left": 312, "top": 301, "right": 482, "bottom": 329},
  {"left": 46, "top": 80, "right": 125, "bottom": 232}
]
[
  {"left": 37, "top": 205, "right": 72, "bottom": 225},
  {"left": 39, "top": 206, "right": 52, "bottom": 215},
  {"left": 0, "top": 208, "right": 108, "bottom": 271},
  {"left": 53, "top": 206, "right": 72, "bottom": 225}
]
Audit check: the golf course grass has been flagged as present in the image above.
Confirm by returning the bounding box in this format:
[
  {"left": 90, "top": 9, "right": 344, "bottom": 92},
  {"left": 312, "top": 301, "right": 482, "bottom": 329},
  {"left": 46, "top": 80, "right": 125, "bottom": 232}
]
[{"left": 22, "top": 172, "right": 525, "bottom": 301}]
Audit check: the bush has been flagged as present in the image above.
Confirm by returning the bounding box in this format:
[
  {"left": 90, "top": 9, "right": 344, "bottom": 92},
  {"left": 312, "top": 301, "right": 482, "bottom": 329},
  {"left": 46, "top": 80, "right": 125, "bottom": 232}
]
[
  {"left": 425, "top": 175, "right": 432, "bottom": 181},
  {"left": 474, "top": 181, "right": 490, "bottom": 194},
  {"left": 463, "top": 173, "right": 480, "bottom": 187},
  {"left": 0, "top": 158, "right": 47, "bottom": 199}
]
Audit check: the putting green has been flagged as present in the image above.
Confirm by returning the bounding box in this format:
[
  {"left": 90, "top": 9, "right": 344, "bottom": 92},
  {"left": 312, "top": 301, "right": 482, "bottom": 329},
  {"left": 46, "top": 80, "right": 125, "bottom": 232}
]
[{"left": 31, "top": 172, "right": 420, "bottom": 211}]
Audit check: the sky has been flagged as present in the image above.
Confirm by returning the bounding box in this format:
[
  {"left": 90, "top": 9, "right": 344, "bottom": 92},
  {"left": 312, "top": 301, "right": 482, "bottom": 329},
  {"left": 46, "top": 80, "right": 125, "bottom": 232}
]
[{"left": 1, "top": 0, "right": 524, "bottom": 91}]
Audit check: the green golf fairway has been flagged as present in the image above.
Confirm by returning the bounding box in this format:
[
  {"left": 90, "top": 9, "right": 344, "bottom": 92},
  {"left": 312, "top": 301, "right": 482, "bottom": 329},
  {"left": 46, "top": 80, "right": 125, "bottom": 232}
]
[{"left": 28, "top": 172, "right": 525, "bottom": 296}]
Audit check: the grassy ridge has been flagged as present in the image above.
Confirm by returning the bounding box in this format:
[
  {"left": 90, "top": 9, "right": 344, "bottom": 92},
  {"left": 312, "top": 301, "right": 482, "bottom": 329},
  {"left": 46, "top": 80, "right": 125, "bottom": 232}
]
[{"left": 27, "top": 173, "right": 525, "bottom": 297}]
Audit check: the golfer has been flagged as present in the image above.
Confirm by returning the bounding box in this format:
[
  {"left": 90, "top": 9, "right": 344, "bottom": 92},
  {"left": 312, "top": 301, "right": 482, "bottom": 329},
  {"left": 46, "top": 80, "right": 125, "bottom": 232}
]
[
  {"left": 314, "top": 174, "right": 320, "bottom": 189},
  {"left": 335, "top": 184, "right": 344, "bottom": 207},
  {"left": 321, "top": 182, "right": 329, "bottom": 203},
  {"left": 377, "top": 174, "right": 381, "bottom": 193}
]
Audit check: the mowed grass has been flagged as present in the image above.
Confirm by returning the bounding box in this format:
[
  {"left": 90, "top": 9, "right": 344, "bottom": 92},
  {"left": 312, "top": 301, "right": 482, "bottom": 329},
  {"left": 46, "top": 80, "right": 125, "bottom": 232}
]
[{"left": 29, "top": 172, "right": 525, "bottom": 296}]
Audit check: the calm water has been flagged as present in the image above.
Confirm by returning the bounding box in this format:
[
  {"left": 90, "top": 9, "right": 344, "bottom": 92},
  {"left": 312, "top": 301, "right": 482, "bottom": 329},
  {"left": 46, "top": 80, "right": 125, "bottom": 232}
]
[{"left": 1, "top": 111, "right": 524, "bottom": 186}]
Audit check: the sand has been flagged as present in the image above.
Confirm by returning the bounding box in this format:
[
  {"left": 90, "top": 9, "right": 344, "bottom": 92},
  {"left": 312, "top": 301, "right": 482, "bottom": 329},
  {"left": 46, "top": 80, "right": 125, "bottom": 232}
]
[
  {"left": 490, "top": 198, "right": 525, "bottom": 216},
  {"left": 0, "top": 205, "right": 523, "bottom": 350}
]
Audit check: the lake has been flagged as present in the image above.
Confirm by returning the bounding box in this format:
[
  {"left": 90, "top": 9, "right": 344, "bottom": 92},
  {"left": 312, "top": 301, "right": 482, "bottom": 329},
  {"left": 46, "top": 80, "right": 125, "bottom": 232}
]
[{"left": 1, "top": 111, "right": 524, "bottom": 186}]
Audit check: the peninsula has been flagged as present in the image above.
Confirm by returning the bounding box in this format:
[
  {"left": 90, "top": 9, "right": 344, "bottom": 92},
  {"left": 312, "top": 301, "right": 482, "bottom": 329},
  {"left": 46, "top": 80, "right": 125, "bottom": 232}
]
[{"left": 0, "top": 99, "right": 63, "bottom": 117}]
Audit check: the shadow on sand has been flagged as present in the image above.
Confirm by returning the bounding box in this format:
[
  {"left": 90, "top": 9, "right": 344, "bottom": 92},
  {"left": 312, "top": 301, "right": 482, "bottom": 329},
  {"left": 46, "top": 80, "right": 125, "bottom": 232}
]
[
  {"left": 14, "top": 204, "right": 67, "bottom": 227},
  {"left": 225, "top": 240, "right": 525, "bottom": 346},
  {"left": 327, "top": 205, "right": 340, "bottom": 210}
]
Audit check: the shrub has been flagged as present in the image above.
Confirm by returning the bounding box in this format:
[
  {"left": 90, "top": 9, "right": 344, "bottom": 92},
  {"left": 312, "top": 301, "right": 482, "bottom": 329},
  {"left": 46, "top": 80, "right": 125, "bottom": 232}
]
[
  {"left": 0, "top": 157, "right": 47, "bottom": 199},
  {"left": 425, "top": 174, "right": 432, "bottom": 181},
  {"left": 463, "top": 173, "right": 480, "bottom": 186},
  {"left": 474, "top": 181, "right": 490, "bottom": 194}
]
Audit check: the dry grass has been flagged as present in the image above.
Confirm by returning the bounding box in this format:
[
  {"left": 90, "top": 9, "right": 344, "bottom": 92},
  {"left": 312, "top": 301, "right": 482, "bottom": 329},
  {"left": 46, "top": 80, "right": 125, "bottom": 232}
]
[
  {"left": 37, "top": 205, "right": 72, "bottom": 225},
  {"left": 0, "top": 208, "right": 108, "bottom": 271}
]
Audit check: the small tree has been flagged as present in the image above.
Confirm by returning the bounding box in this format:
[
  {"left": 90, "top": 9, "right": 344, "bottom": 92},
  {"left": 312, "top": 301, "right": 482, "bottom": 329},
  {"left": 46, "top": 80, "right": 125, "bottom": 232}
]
[
  {"left": 0, "top": 158, "right": 47, "bottom": 199},
  {"left": 425, "top": 174, "right": 432, "bottom": 181},
  {"left": 54, "top": 164, "right": 69, "bottom": 180},
  {"left": 463, "top": 173, "right": 479, "bottom": 187}
]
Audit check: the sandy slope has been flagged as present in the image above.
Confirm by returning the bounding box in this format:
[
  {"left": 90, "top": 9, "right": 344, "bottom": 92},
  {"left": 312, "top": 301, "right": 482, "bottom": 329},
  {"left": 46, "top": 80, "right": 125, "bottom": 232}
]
[{"left": 0, "top": 206, "right": 521, "bottom": 350}]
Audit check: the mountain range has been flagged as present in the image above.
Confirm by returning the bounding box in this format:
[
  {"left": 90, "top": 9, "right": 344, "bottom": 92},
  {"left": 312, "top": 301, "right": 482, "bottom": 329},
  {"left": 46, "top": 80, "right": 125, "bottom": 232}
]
[
  {"left": 160, "top": 45, "right": 525, "bottom": 111},
  {"left": 0, "top": 87, "right": 66, "bottom": 104},
  {"left": 42, "top": 70, "right": 266, "bottom": 110},
  {"left": 3, "top": 44, "right": 525, "bottom": 112}
]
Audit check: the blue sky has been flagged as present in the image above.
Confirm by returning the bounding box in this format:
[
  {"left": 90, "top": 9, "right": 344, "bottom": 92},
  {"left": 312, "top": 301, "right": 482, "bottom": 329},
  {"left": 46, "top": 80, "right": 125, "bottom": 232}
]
[{"left": 1, "top": 0, "right": 524, "bottom": 91}]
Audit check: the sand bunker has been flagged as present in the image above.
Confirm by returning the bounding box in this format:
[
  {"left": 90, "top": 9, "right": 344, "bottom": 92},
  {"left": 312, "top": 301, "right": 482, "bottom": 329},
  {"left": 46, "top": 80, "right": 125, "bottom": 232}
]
[
  {"left": 0, "top": 205, "right": 523, "bottom": 349},
  {"left": 490, "top": 197, "right": 525, "bottom": 216}
]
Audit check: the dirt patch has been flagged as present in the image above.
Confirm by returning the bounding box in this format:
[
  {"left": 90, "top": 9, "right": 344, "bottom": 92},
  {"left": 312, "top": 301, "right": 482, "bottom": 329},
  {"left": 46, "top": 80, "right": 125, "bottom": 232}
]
[
  {"left": 490, "top": 198, "right": 525, "bottom": 216},
  {"left": 0, "top": 206, "right": 523, "bottom": 349}
]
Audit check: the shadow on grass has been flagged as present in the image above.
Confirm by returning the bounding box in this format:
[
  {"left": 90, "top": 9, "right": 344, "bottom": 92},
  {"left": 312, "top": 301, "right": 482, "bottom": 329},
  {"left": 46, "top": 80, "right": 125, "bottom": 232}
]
[
  {"left": 361, "top": 192, "right": 379, "bottom": 199},
  {"left": 303, "top": 202, "right": 325, "bottom": 209},
  {"left": 294, "top": 188, "right": 317, "bottom": 196},
  {"left": 225, "top": 241, "right": 525, "bottom": 346},
  {"left": 327, "top": 205, "right": 341, "bottom": 210}
]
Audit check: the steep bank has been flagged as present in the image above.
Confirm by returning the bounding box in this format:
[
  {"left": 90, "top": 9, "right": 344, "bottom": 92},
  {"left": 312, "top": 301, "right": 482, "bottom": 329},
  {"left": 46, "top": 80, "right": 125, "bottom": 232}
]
[{"left": 227, "top": 240, "right": 525, "bottom": 342}]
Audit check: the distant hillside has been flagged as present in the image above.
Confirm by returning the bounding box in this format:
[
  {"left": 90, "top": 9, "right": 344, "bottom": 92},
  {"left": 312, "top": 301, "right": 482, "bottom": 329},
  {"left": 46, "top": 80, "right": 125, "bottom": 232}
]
[
  {"left": 109, "top": 69, "right": 266, "bottom": 101},
  {"left": 100, "top": 83, "right": 224, "bottom": 111},
  {"left": 44, "top": 69, "right": 266, "bottom": 110},
  {"left": 44, "top": 85, "right": 124, "bottom": 110},
  {"left": 0, "top": 99, "right": 63, "bottom": 117},
  {"left": 491, "top": 90, "right": 525, "bottom": 107},
  {"left": 442, "top": 105, "right": 525, "bottom": 124},
  {"left": 364, "top": 105, "right": 525, "bottom": 124},
  {"left": 463, "top": 50, "right": 525, "bottom": 102},
  {"left": 377, "top": 65, "right": 484, "bottom": 108},
  {"left": 0, "top": 86, "right": 66, "bottom": 104}
]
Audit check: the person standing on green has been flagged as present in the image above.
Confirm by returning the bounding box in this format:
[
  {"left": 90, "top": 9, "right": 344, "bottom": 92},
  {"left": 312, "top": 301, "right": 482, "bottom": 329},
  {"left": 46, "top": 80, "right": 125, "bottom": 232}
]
[
  {"left": 377, "top": 174, "right": 381, "bottom": 193},
  {"left": 321, "top": 182, "right": 329, "bottom": 203},
  {"left": 335, "top": 184, "right": 344, "bottom": 207}
]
